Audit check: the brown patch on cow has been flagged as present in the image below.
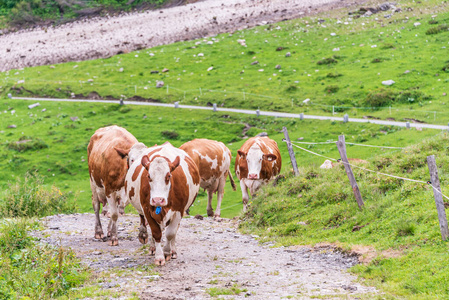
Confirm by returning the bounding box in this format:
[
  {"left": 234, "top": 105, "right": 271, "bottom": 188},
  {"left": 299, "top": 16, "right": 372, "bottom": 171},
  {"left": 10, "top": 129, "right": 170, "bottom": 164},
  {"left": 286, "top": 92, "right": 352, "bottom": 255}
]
[
  {"left": 129, "top": 187, "right": 135, "bottom": 200},
  {"left": 87, "top": 125, "right": 138, "bottom": 195},
  {"left": 132, "top": 165, "right": 142, "bottom": 181}
]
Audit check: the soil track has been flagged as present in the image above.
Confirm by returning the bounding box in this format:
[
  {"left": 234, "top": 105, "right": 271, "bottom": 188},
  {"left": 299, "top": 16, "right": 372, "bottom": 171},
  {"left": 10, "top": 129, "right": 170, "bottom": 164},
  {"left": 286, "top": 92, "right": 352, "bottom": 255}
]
[
  {"left": 0, "top": 0, "right": 369, "bottom": 72},
  {"left": 35, "top": 213, "right": 378, "bottom": 299}
]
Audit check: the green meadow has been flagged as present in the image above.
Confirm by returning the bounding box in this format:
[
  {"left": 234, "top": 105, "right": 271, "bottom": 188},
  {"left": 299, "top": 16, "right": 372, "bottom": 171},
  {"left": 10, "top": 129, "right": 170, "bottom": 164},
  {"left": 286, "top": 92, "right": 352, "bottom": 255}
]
[{"left": 1, "top": 0, "right": 449, "bottom": 298}]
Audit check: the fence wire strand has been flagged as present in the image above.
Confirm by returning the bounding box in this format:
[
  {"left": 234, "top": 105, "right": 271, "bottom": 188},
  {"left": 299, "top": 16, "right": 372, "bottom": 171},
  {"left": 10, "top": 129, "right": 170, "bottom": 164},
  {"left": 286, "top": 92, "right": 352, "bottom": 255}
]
[{"left": 288, "top": 142, "right": 449, "bottom": 201}]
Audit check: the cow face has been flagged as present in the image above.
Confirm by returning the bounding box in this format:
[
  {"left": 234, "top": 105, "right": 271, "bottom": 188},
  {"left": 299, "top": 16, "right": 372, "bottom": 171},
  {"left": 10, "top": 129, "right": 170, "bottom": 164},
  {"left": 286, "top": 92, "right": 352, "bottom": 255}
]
[
  {"left": 238, "top": 146, "right": 277, "bottom": 180},
  {"left": 141, "top": 155, "right": 180, "bottom": 206}
]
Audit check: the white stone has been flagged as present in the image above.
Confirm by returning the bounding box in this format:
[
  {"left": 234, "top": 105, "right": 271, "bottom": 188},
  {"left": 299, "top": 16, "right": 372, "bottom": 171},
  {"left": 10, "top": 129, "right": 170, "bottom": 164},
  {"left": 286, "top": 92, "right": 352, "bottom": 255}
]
[
  {"left": 382, "top": 80, "right": 395, "bottom": 86},
  {"left": 320, "top": 160, "right": 333, "bottom": 169},
  {"left": 303, "top": 98, "right": 310, "bottom": 104},
  {"left": 207, "top": 67, "right": 213, "bottom": 71}
]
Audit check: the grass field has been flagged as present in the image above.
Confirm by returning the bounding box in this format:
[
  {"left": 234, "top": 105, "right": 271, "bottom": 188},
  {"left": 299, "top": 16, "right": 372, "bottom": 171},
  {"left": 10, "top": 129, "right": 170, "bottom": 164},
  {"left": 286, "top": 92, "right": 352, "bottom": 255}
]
[
  {"left": 2, "top": 0, "right": 449, "bottom": 124},
  {"left": 1, "top": 0, "right": 449, "bottom": 298},
  {"left": 0, "top": 98, "right": 441, "bottom": 218}
]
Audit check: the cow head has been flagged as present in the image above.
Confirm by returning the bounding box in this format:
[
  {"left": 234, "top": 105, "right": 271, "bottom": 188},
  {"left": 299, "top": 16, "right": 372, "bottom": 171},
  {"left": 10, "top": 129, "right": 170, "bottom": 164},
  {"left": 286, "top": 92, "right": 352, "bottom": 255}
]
[
  {"left": 238, "top": 146, "right": 277, "bottom": 180},
  {"left": 115, "top": 143, "right": 147, "bottom": 169},
  {"left": 141, "top": 155, "right": 180, "bottom": 207}
]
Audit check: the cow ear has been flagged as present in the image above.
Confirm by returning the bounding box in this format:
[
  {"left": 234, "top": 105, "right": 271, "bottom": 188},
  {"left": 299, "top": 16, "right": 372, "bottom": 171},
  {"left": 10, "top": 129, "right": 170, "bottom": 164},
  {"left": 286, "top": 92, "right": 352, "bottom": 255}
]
[
  {"left": 263, "top": 153, "right": 277, "bottom": 161},
  {"left": 114, "top": 147, "right": 130, "bottom": 159},
  {"left": 237, "top": 150, "right": 246, "bottom": 157},
  {"left": 170, "top": 156, "right": 181, "bottom": 172},
  {"left": 141, "top": 155, "right": 150, "bottom": 169}
]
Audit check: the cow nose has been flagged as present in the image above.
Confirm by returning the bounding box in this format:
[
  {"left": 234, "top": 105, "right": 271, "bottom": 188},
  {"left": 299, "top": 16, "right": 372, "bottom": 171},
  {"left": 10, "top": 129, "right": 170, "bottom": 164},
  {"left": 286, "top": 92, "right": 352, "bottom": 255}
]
[
  {"left": 152, "top": 197, "right": 166, "bottom": 206},
  {"left": 248, "top": 173, "right": 258, "bottom": 180}
]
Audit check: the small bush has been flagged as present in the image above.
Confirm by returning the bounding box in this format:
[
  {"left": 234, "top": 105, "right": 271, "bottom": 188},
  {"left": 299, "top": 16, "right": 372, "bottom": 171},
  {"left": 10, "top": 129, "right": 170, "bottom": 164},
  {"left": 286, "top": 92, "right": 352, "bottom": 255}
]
[
  {"left": 317, "top": 57, "right": 337, "bottom": 65},
  {"left": 442, "top": 64, "right": 449, "bottom": 72},
  {"left": 325, "top": 85, "right": 339, "bottom": 93},
  {"left": 364, "top": 89, "right": 395, "bottom": 107},
  {"left": 371, "top": 58, "right": 384, "bottom": 63},
  {"left": 425, "top": 24, "right": 449, "bottom": 35},
  {"left": 326, "top": 72, "right": 343, "bottom": 78},
  {"left": 396, "top": 220, "right": 416, "bottom": 237},
  {"left": 285, "top": 85, "right": 298, "bottom": 92},
  {"left": 7, "top": 136, "right": 48, "bottom": 152},
  {"left": 428, "top": 19, "right": 438, "bottom": 24},
  {"left": 381, "top": 43, "right": 395, "bottom": 49},
  {"left": 0, "top": 173, "right": 77, "bottom": 218},
  {"left": 161, "top": 130, "right": 179, "bottom": 139}
]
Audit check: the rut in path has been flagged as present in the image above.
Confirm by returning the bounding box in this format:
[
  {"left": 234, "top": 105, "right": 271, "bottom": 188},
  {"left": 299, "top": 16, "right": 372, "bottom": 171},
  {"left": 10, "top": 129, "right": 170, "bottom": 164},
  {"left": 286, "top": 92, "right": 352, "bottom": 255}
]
[{"left": 35, "top": 213, "right": 378, "bottom": 299}]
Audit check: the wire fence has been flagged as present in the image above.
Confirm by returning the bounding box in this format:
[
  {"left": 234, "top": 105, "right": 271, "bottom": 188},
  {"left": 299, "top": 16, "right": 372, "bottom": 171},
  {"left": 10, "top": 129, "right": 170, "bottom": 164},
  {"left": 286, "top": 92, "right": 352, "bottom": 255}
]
[
  {"left": 4, "top": 77, "right": 449, "bottom": 125},
  {"left": 287, "top": 140, "right": 449, "bottom": 201}
]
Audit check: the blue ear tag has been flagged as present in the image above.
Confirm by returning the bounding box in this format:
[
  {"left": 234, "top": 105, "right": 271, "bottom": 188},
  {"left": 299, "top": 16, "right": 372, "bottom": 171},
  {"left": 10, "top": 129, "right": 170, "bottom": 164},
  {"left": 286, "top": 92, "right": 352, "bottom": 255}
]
[{"left": 155, "top": 206, "right": 162, "bottom": 215}]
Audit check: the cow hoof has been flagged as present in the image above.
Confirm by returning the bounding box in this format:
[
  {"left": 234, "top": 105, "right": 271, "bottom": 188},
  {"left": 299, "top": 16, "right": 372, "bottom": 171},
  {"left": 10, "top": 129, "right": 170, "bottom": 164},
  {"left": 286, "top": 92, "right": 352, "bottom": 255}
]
[
  {"left": 165, "top": 254, "right": 171, "bottom": 262},
  {"left": 150, "top": 247, "right": 156, "bottom": 256},
  {"left": 109, "top": 238, "right": 118, "bottom": 246},
  {"left": 95, "top": 233, "right": 104, "bottom": 239},
  {"left": 171, "top": 252, "right": 177, "bottom": 259},
  {"left": 119, "top": 207, "right": 125, "bottom": 216},
  {"left": 139, "top": 236, "right": 149, "bottom": 244},
  {"left": 214, "top": 215, "right": 222, "bottom": 222},
  {"left": 207, "top": 209, "right": 214, "bottom": 217},
  {"left": 154, "top": 257, "right": 165, "bottom": 266}
]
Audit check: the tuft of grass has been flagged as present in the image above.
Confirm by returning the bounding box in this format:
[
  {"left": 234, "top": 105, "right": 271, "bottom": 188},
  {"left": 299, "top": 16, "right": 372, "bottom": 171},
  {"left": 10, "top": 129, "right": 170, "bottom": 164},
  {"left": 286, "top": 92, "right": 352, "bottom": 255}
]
[
  {"left": 0, "top": 218, "right": 90, "bottom": 299},
  {"left": 326, "top": 72, "right": 343, "bottom": 78},
  {"left": 161, "top": 130, "right": 179, "bottom": 139},
  {"left": 7, "top": 136, "right": 48, "bottom": 152},
  {"left": 324, "top": 85, "right": 339, "bottom": 93},
  {"left": 317, "top": 57, "right": 337, "bottom": 65},
  {"left": 0, "top": 172, "right": 77, "bottom": 218},
  {"left": 396, "top": 220, "right": 416, "bottom": 237},
  {"left": 425, "top": 24, "right": 449, "bottom": 35}
]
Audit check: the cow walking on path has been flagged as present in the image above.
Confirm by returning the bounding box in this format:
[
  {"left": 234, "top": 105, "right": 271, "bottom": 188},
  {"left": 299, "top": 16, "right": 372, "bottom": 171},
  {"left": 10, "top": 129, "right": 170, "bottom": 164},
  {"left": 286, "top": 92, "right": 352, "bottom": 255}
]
[
  {"left": 125, "top": 142, "right": 200, "bottom": 265},
  {"left": 180, "top": 139, "right": 236, "bottom": 219},
  {"left": 235, "top": 136, "right": 282, "bottom": 211},
  {"left": 87, "top": 125, "right": 138, "bottom": 246}
]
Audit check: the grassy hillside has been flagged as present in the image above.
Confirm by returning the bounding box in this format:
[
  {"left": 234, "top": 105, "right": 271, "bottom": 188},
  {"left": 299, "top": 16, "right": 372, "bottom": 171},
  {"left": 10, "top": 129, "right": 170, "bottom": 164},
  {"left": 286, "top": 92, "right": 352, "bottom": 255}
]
[
  {"left": 0, "top": 98, "right": 440, "bottom": 217},
  {"left": 240, "top": 133, "right": 449, "bottom": 299},
  {"left": 0, "top": 0, "right": 175, "bottom": 28},
  {"left": 2, "top": 0, "right": 449, "bottom": 123}
]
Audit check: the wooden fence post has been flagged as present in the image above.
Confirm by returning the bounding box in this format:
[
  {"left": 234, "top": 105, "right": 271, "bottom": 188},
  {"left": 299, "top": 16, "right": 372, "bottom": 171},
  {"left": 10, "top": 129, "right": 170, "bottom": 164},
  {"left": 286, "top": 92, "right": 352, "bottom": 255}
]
[
  {"left": 336, "top": 135, "right": 364, "bottom": 209},
  {"left": 427, "top": 155, "right": 449, "bottom": 241},
  {"left": 282, "top": 127, "right": 299, "bottom": 176}
]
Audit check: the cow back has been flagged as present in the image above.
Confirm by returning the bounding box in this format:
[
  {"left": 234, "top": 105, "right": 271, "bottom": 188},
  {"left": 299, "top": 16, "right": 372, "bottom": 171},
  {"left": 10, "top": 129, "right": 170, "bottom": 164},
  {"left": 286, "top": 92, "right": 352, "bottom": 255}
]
[
  {"left": 88, "top": 126, "right": 138, "bottom": 194},
  {"left": 180, "top": 139, "right": 232, "bottom": 182}
]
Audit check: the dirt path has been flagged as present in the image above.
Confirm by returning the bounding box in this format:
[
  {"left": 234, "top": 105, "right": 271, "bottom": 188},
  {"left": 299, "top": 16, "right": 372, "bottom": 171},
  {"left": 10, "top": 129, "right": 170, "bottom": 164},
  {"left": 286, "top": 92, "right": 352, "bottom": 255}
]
[
  {"left": 35, "top": 213, "right": 377, "bottom": 299},
  {"left": 0, "top": 0, "right": 369, "bottom": 72}
]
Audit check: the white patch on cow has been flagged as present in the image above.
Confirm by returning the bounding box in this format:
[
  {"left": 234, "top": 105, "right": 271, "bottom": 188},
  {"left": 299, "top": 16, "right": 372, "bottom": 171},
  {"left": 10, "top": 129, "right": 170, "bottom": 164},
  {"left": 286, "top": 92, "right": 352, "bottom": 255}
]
[
  {"left": 128, "top": 142, "right": 147, "bottom": 168},
  {"left": 246, "top": 145, "right": 264, "bottom": 179},
  {"left": 193, "top": 149, "right": 218, "bottom": 170},
  {"left": 147, "top": 157, "right": 172, "bottom": 206}
]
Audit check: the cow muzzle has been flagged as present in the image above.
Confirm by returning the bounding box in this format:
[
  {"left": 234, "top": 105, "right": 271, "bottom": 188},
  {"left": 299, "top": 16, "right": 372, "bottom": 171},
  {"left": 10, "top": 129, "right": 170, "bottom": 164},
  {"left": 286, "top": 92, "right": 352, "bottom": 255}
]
[
  {"left": 151, "top": 197, "right": 167, "bottom": 206},
  {"left": 248, "top": 173, "right": 259, "bottom": 180}
]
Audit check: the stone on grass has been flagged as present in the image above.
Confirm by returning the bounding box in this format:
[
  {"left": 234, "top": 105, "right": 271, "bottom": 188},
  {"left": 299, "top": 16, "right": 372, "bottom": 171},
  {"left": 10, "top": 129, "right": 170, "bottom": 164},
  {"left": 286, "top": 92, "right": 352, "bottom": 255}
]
[
  {"left": 156, "top": 81, "right": 164, "bottom": 88},
  {"left": 320, "top": 160, "right": 333, "bottom": 169},
  {"left": 207, "top": 67, "right": 213, "bottom": 71},
  {"left": 382, "top": 80, "right": 395, "bottom": 86},
  {"left": 285, "top": 52, "right": 291, "bottom": 57},
  {"left": 303, "top": 98, "right": 310, "bottom": 104},
  {"left": 275, "top": 64, "right": 281, "bottom": 69},
  {"left": 251, "top": 61, "right": 259, "bottom": 65},
  {"left": 7, "top": 125, "right": 16, "bottom": 128},
  {"left": 162, "top": 68, "right": 169, "bottom": 73}
]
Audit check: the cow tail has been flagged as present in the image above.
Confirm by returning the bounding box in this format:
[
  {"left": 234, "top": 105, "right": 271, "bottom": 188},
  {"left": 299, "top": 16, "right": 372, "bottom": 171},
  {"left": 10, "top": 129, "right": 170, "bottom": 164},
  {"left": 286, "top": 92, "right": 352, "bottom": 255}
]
[{"left": 227, "top": 169, "right": 236, "bottom": 191}]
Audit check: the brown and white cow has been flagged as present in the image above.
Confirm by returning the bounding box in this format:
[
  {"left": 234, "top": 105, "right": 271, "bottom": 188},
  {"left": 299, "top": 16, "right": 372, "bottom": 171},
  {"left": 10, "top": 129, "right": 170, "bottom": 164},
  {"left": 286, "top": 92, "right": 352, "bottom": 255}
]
[
  {"left": 87, "top": 125, "right": 138, "bottom": 246},
  {"left": 180, "top": 139, "right": 236, "bottom": 219},
  {"left": 125, "top": 142, "right": 200, "bottom": 265},
  {"left": 235, "top": 136, "right": 282, "bottom": 211}
]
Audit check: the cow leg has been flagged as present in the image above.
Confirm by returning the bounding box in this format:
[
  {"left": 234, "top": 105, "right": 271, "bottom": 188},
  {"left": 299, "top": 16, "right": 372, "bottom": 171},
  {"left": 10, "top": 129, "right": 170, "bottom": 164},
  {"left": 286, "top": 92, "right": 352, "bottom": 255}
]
[
  {"left": 240, "top": 180, "right": 249, "bottom": 212},
  {"left": 206, "top": 189, "right": 214, "bottom": 217},
  {"left": 106, "top": 196, "right": 119, "bottom": 246},
  {"left": 138, "top": 214, "right": 149, "bottom": 244},
  {"left": 146, "top": 216, "right": 164, "bottom": 265},
  {"left": 118, "top": 201, "right": 125, "bottom": 216},
  {"left": 92, "top": 195, "right": 104, "bottom": 240},
  {"left": 214, "top": 177, "right": 226, "bottom": 220},
  {"left": 164, "top": 212, "right": 182, "bottom": 261},
  {"left": 101, "top": 203, "right": 109, "bottom": 217}
]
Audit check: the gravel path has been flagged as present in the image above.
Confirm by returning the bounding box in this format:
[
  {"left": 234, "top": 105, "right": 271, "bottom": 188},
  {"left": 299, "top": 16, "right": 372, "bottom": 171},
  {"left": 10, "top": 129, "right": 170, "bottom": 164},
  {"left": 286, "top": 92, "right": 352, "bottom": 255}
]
[
  {"left": 35, "top": 213, "right": 378, "bottom": 299},
  {"left": 0, "top": 0, "right": 368, "bottom": 72}
]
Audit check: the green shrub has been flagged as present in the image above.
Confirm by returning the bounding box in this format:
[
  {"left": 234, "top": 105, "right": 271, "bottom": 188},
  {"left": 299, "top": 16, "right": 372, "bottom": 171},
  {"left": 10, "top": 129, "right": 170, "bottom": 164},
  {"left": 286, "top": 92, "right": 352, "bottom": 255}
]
[
  {"left": 325, "top": 85, "right": 339, "bottom": 93},
  {"left": 161, "top": 130, "right": 179, "bottom": 139},
  {"left": 364, "top": 89, "right": 395, "bottom": 107},
  {"left": 425, "top": 24, "right": 449, "bottom": 35},
  {"left": 7, "top": 136, "right": 48, "bottom": 152},
  {"left": 285, "top": 85, "right": 298, "bottom": 92},
  {"left": 317, "top": 57, "right": 337, "bottom": 65},
  {"left": 326, "top": 72, "right": 343, "bottom": 78},
  {"left": 371, "top": 58, "right": 384, "bottom": 63},
  {"left": 396, "top": 220, "right": 416, "bottom": 237},
  {"left": 0, "top": 219, "right": 89, "bottom": 299},
  {"left": 443, "top": 64, "right": 449, "bottom": 72},
  {"left": 0, "top": 173, "right": 77, "bottom": 218}
]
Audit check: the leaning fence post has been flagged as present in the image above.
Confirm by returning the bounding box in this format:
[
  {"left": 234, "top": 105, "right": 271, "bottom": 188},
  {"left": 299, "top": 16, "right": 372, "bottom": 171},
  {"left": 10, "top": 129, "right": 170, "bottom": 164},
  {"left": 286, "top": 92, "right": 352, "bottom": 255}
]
[
  {"left": 282, "top": 127, "right": 299, "bottom": 176},
  {"left": 213, "top": 103, "right": 217, "bottom": 112},
  {"left": 336, "top": 135, "right": 364, "bottom": 209},
  {"left": 427, "top": 155, "right": 449, "bottom": 241}
]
